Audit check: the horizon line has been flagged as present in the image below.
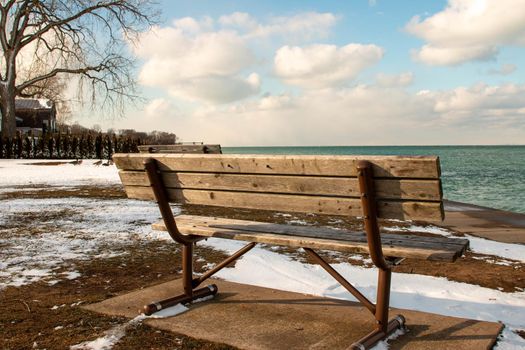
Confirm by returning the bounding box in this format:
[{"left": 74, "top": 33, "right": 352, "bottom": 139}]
[{"left": 222, "top": 144, "right": 525, "bottom": 148}]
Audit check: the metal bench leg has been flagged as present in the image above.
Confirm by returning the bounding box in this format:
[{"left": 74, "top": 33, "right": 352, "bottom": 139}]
[
  {"left": 350, "top": 315, "right": 405, "bottom": 350},
  {"left": 350, "top": 267, "right": 405, "bottom": 350},
  {"left": 143, "top": 242, "right": 255, "bottom": 316},
  {"left": 143, "top": 243, "right": 218, "bottom": 315},
  {"left": 182, "top": 243, "right": 194, "bottom": 297},
  {"left": 376, "top": 268, "right": 392, "bottom": 332}
]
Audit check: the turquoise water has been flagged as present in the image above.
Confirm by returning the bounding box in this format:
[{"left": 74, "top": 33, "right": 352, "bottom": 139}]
[{"left": 223, "top": 146, "right": 525, "bottom": 214}]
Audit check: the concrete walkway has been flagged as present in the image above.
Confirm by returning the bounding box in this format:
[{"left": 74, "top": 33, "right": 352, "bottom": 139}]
[
  {"left": 85, "top": 279, "right": 503, "bottom": 350},
  {"left": 442, "top": 200, "right": 525, "bottom": 244}
]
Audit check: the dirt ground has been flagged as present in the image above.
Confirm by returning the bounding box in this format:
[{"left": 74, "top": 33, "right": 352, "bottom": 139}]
[
  {"left": 0, "top": 239, "right": 237, "bottom": 350},
  {"left": 1, "top": 185, "right": 523, "bottom": 349}
]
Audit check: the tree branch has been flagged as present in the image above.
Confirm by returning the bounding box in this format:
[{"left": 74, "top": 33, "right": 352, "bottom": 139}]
[
  {"left": 16, "top": 64, "right": 105, "bottom": 93},
  {"left": 7, "top": 0, "right": 31, "bottom": 47},
  {"left": 0, "top": 3, "right": 10, "bottom": 52},
  {"left": 10, "top": 2, "right": 33, "bottom": 49},
  {"left": 19, "top": 1, "right": 131, "bottom": 49}
]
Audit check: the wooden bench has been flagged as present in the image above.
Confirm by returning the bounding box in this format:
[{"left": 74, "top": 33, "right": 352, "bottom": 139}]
[
  {"left": 138, "top": 144, "right": 222, "bottom": 154},
  {"left": 113, "top": 153, "right": 469, "bottom": 349}
]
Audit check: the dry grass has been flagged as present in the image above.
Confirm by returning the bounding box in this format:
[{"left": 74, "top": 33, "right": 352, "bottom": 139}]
[{"left": 0, "top": 239, "right": 237, "bottom": 350}]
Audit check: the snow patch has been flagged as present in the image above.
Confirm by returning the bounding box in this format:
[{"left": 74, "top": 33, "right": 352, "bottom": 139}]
[
  {"left": 467, "top": 235, "right": 525, "bottom": 263},
  {"left": 383, "top": 224, "right": 454, "bottom": 236},
  {"left": 370, "top": 327, "right": 406, "bottom": 350},
  {"left": 70, "top": 303, "right": 195, "bottom": 349},
  {"left": 0, "top": 159, "right": 120, "bottom": 189},
  {"left": 64, "top": 271, "right": 81, "bottom": 280},
  {"left": 0, "top": 197, "right": 170, "bottom": 289},
  {"left": 494, "top": 326, "right": 525, "bottom": 350},
  {"left": 148, "top": 304, "right": 189, "bottom": 318},
  {"left": 70, "top": 314, "right": 146, "bottom": 350},
  {"left": 286, "top": 219, "right": 310, "bottom": 225}
]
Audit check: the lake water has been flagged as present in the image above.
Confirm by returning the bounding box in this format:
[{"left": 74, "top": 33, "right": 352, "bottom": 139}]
[{"left": 223, "top": 145, "right": 525, "bottom": 214}]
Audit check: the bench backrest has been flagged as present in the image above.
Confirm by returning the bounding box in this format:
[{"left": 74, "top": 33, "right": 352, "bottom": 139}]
[
  {"left": 113, "top": 154, "right": 444, "bottom": 221},
  {"left": 138, "top": 144, "right": 222, "bottom": 154}
]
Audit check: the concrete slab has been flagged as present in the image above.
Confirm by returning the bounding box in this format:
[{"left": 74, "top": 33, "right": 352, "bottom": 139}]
[
  {"left": 442, "top": 200, "right": 525, "bottom": 244},
  {"left": 84, "top": 279, "right": 503, "bottom": 350}
]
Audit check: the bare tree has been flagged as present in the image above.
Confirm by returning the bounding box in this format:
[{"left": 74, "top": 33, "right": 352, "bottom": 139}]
[{"left": 0, "top": 0, "right": 158, "bottom": 137}]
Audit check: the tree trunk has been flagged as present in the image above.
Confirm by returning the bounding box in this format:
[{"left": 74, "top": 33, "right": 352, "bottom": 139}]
[{"left": 0, "top": 84, "right": 17, "bottom": 138}]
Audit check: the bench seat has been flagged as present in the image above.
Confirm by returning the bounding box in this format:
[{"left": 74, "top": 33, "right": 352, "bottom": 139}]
[{"left": 153, "top": 215, "right": 469, "bottom": 262}]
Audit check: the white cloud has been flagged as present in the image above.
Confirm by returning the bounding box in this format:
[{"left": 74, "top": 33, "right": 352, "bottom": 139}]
[
  {"left": 257, "top": 93, "right": 293, "bottom": 110},
  {"left": 428, "top": 83, "right": 525, "bottom": 123},
  {"left": 134, "top": 12, "right": 339, "bottom": 104},
  {"left": 218, "top": 12, "right": 337, "bottom": 41},
  {"left": 274, "top": 44, "right": 384, "bottom": 88},
  {"left": 219, "top": 12, "right": 258, "bottom": 31},
  {"left": 488, "top": 63, "right": 517, "bottom": 76},
  {"left": 138, "top": 30, "right": 254, "bottom": 80},
  {"left": 245, "top": 12, "right": 338, "bottom": 41},
  {"left": 172, "top": 16, "right": 214, "bottom": 34},
  {"left": 136, "top": 27, "right": 258, "bottom": 104},
  {"left": 148, "top": 82, "right": 524, "bottom": 146},
  {"left": 167, "top": 74, "right": 260, "bottom": 104},
  {"left": 133, "top": 26, "right": 190, "bottom": 59},
  {"left": 406, "top": 0, "right": 525, "bottom": 65},
  {"left": 144, "top": 98, "right": 179, "bottom": 119},
  {"left": 127, "top": 11, "right": 524, "bottom": 145},
  {"left": 375, "top": 72, "right": 414, "bottom": 87},
  {"left": 412, "top": 44, "right": 497, "bottom": 66}
]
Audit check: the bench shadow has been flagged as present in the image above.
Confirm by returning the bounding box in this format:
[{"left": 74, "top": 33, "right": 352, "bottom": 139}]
[
  {"left": 189, "top": 291, "right": 362, "bottom": 309},
  {"left": 187, "top": 291, "right": 503, "bottom": 346},
  {"left": 392, "top": 319, "right": 502, "bottom": 349}
]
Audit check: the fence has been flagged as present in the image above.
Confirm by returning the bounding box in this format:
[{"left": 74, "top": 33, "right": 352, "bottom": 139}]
[{"left": 0, "top": 133, "right": 142, "bottom": 159}]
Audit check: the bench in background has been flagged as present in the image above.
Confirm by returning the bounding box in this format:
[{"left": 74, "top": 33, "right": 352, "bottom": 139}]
[{"left": 138, "top": 144, "right": 222, "bottom": 154}]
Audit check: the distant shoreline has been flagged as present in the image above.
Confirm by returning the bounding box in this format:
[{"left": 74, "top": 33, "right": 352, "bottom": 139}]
[{"left": 224, "top": 144, "right": 525, "bottom": 148}]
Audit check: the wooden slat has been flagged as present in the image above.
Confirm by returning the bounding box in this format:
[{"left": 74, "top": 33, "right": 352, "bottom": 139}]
[
  {"left": 113, "top": 153, "right": 441, "bottom": 179},
  {"left": 118, "top": 171, "right": 442, "bottom": 201},
  {"left": 151, "top": 216, "right": 468, "bottom": 261},
  {"left": 125, "top": 186, "right": 444, "bottom": 221},
  {"left": 177, "top": 225, "right": 456, "bottom": 261},
  {"left": 171, "top": 215, "right": 468, "bottom": 250}
]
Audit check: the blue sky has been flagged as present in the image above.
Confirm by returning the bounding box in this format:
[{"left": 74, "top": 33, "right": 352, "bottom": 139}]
[{"left": 81, "top": 0, "right": 525, "bottom": 146}]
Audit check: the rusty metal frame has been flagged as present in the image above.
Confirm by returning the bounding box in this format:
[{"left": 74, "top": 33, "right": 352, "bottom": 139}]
[
  {"left": 142, "top": 158, "right": 404, "bottom": 348},
  {"left": 350, "top": 160, "right": 405, "bottom": 349},
  {"left": 144, "top": 158, "right": 196, "bottom": 245},
  {"left": 142, "top": 158, "right": 255, "bottom": 315},
  {"left": 304, "top": 160, "right": 406, "bottom": 349}
]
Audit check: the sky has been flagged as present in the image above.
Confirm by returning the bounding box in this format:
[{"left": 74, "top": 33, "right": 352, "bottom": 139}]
[{"left": 77, "top": 0, "right": 525, "bottom": 146}]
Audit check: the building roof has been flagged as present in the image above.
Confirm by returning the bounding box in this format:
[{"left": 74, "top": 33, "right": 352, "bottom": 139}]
[{"left": 15, "top": 98, "right": 54, "bottom": 110}]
